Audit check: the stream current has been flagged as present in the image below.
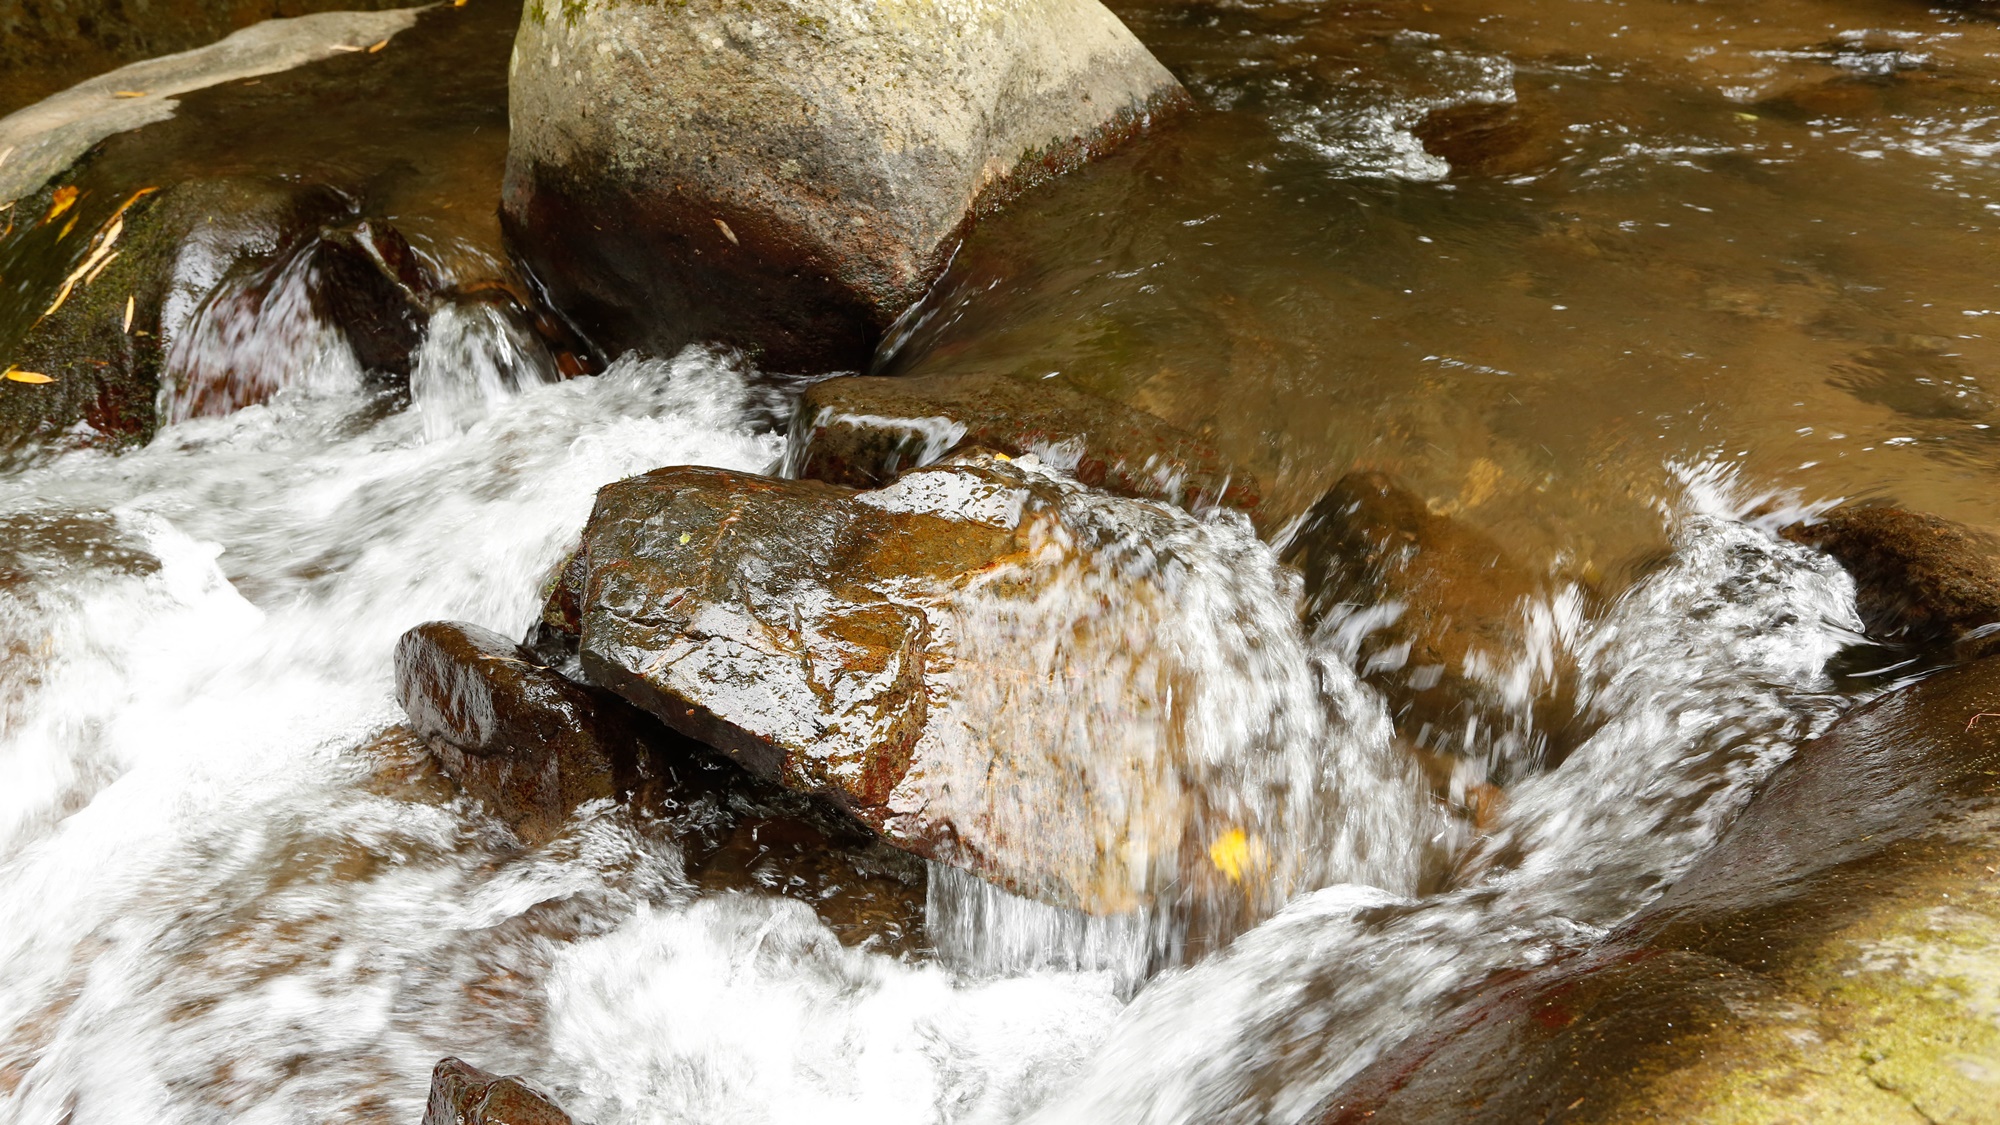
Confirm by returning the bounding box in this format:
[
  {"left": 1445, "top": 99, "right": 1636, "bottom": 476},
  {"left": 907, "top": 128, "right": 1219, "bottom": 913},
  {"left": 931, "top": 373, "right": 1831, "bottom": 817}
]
[{"left": 3, "top": 0, "right": 1998, "bottom": 1122}]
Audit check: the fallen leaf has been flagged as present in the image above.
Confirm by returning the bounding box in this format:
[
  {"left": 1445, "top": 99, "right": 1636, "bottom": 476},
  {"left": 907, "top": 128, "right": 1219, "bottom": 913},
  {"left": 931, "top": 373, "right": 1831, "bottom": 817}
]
[
  {"left": 84, "top": 249, "right": 119, "bottom": 285},
  {"left": 330, "top": 44, "right": 364, "bottom": 52},
  {"left": 1207, "top": 828, "right": 1268, "bottom": 883},
  {"left": 123, "top": 295, "right": 135, "bottom": 332},
  {"left": 112, "top": 90, "right": 147, "bottom": 99},
  {"left": 58, "top": 213, "right": 79, "bottom": 239},
  {"left": 368, "top": 38, "right": 390, "bottom": 53},
  {"left": 713, "top": 217, "right": 739, "bottom": 245},
  {"left": 0, "top": 146, "right": 14, "bottom": 170},
  {"left": 43, "top": 186, "right": 79, "bottom": 224},
  {"left": 454, "top": 0, "right": 469, "bottom": 6},
  {"left": 4, "top": 368, "right": 54, "bottom": 385},
  {"left": 42, "top": 213, "right": 128, "bottom": 319}
]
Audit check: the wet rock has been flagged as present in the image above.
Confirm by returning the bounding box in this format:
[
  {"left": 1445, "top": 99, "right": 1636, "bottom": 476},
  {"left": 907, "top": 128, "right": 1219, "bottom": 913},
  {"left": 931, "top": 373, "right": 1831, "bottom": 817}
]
[
  {"left": 502, "top": 0, "right": 1189, "bottom": 372},
  {"left": 1321, "top": 655, "right": 2000, "bottom": 1124},
  {"left": 787, "top": 371, "right": 1263, "bottom": 527},
  {"left": 1283, "top": 471, "right": 1535, "bottom": 743},
  {"left": 421, "top": 1058, "right": 571, "bottom": 1125},
  {"left": 309, "top": 219, "right": 436, "bottom": 379},
  {"left": 2, "top": 175, "right": 336, "bottom": 448},
  {"left": 0, "top": 7, "right": 426, "bottom": 204},
  {"left": 394, "top": 620, "right": 653, "bottom": 844},
  {"left": 1781, "top": 505, "right": 2000, "bottom": 657},
  {"left": 1412, "top": 95, "right": 1565, "bottom": 179},
  {"left": 551, "top": 454, "right": 1321, "bottom": 918}
]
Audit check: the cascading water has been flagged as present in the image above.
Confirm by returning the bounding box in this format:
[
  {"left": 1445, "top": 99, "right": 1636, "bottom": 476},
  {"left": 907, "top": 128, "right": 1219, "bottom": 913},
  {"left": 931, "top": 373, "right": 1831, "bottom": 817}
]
[{"left": 0, "top": 269, "right": 1871, "bottom": 1123}]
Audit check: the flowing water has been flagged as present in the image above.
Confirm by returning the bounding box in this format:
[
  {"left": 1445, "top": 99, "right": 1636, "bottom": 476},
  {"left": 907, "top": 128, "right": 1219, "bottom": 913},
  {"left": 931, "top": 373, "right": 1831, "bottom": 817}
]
[{"left": 2, "top": 0, "right": 1997, "bottom": 1122}]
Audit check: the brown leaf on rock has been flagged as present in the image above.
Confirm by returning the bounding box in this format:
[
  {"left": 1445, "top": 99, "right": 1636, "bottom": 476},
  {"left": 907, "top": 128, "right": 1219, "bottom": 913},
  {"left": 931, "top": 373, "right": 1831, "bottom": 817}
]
[{"left": 42, "top": 187, "right": 78, "bottom": 224}]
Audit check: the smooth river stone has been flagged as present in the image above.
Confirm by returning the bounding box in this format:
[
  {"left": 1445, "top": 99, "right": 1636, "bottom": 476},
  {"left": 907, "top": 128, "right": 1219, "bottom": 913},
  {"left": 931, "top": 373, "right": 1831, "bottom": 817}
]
[
  {"left": 501, "top": 0, "right": 1189, "bottom": 371},
  {"left": 553, "top": 454, "right": 1312, "bottom": 917},
  {"left": 786, "top": 371, "right": 1266, "bottom": 529},
  {"left": 1782, "top": 504, "right": 2000, "bottom": 658},
  {"left": 421, "top": 1058, "right": 572, "bottom": 1125}
]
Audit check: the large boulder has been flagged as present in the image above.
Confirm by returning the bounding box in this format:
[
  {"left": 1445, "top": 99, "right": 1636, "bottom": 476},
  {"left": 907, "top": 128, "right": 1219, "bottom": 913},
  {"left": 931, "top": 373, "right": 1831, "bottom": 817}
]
[
  {"left": 1320, "top": 655, "right": 2000, "bottom": 1124},
  {"left": 502, "top": 0, "right": 1189, "bottom": 371},
  {"left": 787, "top": 371, "right": 1265, "bottom": 527},
  {"left": 543, "top": 453, "right": 1330, "bottom": 920},
  {"left": 1782, "top": 505, "right": 2000, "bottom": 658}
]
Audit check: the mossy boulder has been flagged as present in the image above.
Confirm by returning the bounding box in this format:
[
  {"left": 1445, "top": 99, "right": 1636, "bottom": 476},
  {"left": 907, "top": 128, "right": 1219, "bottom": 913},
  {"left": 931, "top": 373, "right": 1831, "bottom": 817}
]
[
  {"left": 502, "top": 0, "right": 1189, "bottom": 371},
  {"left": 1320, "top": 654, "right": 2000, "bottom": 1124}
]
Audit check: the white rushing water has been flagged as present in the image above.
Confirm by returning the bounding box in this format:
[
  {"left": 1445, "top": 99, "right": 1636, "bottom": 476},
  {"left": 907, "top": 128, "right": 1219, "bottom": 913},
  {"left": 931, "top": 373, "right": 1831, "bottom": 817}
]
[{"left": 0, "top": 294, "right": 1866, "bottom": 1125}]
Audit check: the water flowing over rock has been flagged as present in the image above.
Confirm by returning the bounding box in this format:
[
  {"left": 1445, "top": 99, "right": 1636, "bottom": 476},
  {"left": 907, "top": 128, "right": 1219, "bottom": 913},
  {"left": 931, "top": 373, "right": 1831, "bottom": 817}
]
[
  {"left": 547, "top": 452, "right": 1398, "bottom": 934},
  {"left": 501, "top": 0, "right": 1189, "bottom": 371},
  {"left": 1320, "top": 653, "right": 2000, "bottom": 1124},
  {"left": 422, "top": 1058, "right": 573, "bottom": 1125},
  {"left": 395, "top": 620, "right": 655, "bottom": 844},
  {"left": 1284, "top": 471, "right": 1539, "bottom": 754},
  {"left": 787, "top": 371, "right": 1263, "bottom": 526},
  {"left": 1782, "top": 504, "right": 2000, "bottom": 658}
]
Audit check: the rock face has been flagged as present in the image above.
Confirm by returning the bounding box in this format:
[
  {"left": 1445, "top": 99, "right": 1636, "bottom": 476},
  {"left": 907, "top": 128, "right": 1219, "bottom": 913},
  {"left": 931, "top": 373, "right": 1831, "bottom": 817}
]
[
  {"left": 502, "top": 0, "right": 1189, "bottom": 371},
  {"left": 421, "top": 1058, "right": 571, "bottom": 1125},
  {"left": 545, "top": 454, "right": 1326, "bottom": 918},
  {"left": 1320, "top": 655, "right": 2000, "bottom": 1124},
  {"left": 395, "top": 620, "right": 655, "bottom": 844},
  {"left": 1782, "top": 505, "right": 2000, "bottom": 657},
  {"left": 1284, "top": 471, "right": 1536, "bottom": 743},
  {"left": 787, "top": 371, "right": 1264, "bottom": 526}
]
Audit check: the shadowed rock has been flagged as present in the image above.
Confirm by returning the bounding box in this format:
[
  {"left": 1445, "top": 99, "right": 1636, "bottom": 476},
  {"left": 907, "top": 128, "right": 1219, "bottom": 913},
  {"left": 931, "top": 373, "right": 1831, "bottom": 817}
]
[
  {"left": 502, "top": 0, "right": 1189, "bottom": 371},
  {"left": 1284, "top": 471, "right": 1536, "bottom": 744},
  {"left": 545, "top": 454, "right": 1329, "bottom": 920},
  {"left": 1320, "top": 655, "right": 2000, "bottom": 1123},
  {"left": 395, "top": 620, "right": 652, "bottom": 844},
  {"left": 1782, "top": 504, "right": 2000, "bottom": 657},
  {"left": 787, "top": 371, "right": 1263, "bottom": 527},
  {"left": 421, "top": 1058, "right": 571, "bottom": 1125}
]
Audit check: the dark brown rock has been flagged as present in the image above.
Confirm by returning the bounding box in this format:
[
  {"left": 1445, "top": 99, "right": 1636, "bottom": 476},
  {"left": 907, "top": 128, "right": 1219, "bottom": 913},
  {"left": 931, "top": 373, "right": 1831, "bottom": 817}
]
[
  {"left": 502, "top": 0, "right": 1188, "bottom": 371},
  {"left": 1284, "top": 471, "right": 1537, "bottom": 743},
  {"left": 1319, "top": 656, "right": 2000, "bottom": 1123},
  {"left": 309, "top": 219, "right": 436, "bottom": 378},
  {"left": 394, "top": 620, "right": 652, "bottom": 844},
  {"left": 555, "top": 455, "right": 1315, "bottom": 917},
  {"left": 1781, "top": 505, "right": 2000, "bottom": 656},
  {"left": 421, "top": 1058, "right": 571, "bottom": 1125},
  {"left": 1412, "top": 95, "right": 1565, "bottom": 179},
  {"left": 787, "top": 371, "right": 1264, "bottom": 527}
]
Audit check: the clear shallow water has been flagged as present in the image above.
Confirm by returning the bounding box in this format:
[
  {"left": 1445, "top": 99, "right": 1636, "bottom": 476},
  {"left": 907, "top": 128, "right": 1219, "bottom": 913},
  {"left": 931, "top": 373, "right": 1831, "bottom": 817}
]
[{"left": 1, "top": 0, "right": 1989, "bottom": 1120}]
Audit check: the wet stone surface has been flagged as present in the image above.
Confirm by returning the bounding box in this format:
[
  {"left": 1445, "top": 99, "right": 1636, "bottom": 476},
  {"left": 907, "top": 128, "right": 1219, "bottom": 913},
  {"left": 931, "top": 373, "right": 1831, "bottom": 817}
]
[
  {"left": 1782, "top": 504, "right": 2000, "bottom": 658},
  {"left": 1323, "top": 654, "right": 2000, "bottom": 1124},
  {"left": 421, "top": 1057, "right": 572, "bottom": 1125},
  {"left": 788, "top": 370, "right": 1264, "bottom": 528},
  {"left": 551, "top": 452, "right": 1325, "bottom": 922}
]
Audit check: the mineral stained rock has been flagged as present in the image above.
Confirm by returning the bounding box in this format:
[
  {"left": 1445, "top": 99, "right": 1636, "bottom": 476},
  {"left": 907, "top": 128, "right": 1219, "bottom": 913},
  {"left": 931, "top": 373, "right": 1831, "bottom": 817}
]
[
  {"left": 551, "top": 454, "right": 1331, "bottom": 917},
  {"left": 1320, "top": 654, "right": 2000, "bottom": 1124},
  {"left": 421, "top": 1058, "right": 571, "bottom": 1125},
  {"left": 1284, "top": 471, "right": 1536, "bottom": 738},
  {"left": 1782, "top": 504, "right": 2000, "bottom": 657},
  {"left": 787, "top": 371, "right": 1264, "bottom": 526},
  {"left": 395, "top": 620, "right": 653, "bottom": 844},
  {"left": 502, "top": 0, "right": 1189, "bottom": 371}
]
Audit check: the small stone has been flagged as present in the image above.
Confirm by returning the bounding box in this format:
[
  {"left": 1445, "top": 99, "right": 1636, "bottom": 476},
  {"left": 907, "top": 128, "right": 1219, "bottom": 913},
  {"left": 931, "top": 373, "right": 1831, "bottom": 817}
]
[
  {"left": 420, "top": 1058, "right": 571, "bottom": 1125},
  {"left": 1781, "top": 505, "right": 2000, "bottom": 657},
  {"left": 787, "top": 371, "right": 1264, "bottom": 528},
  {"left": 394, "top": 620, "right": 652, "bottom": 844}
]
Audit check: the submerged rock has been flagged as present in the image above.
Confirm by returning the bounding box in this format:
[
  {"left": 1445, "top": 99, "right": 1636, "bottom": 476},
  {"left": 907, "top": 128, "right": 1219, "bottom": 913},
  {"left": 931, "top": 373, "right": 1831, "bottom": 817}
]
[
  {"left": 787, "top": 371, "right": 1263, "bottom": 526},
  {"left": 547, "top": 454, "right": 1335, "bottom": 920},
  {"left": 1284, "top": 471, "right": 1536, "bottom": 742},
  {"left": 502, "top": 0, "right": 1189, "bottom": 371},
  {"left": 1781, "top": 504, "right": 2000, "bottom": 657},
  {"left": 395, "top": 620, "right": 651, "bottom": 845},
  {"left": 421, "top": 1058, "right": 571, "bottom": 1125},
  {"left": 1321, "top": 655, "right": 2000, "bottom": 1123}
]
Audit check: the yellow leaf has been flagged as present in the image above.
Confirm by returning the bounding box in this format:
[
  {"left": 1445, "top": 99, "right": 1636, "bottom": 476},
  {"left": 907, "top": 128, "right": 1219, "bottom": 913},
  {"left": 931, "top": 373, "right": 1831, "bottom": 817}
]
[
  {"left": 1208, "top": 828, "right": 1267, "bottom": 883},
  {"left": 713, "top": 217, "right": 739, "bottom": 245},
  {"left": 43, "top": 186, "right": 78, "bottom": 224},
  {"left": 112, "top": 90, "right": 147, "bottom": 99},
  {"left": 367, "top": 38, "right": 390, "bottom": 53},
  {"left": 58, "top": 213, "right": 78, "bottom": 239},
  {"left": 678, "top": 531, "right": 692, "bottom": 544},
  {"left": 123, "top": 295, "right": 135, "bottom": 332},
  {"left": 4, "top": 368, "right": 54, "bottom": 385},
  {"left": 84, "top": 249, "right": 119, "bottom": 285}
]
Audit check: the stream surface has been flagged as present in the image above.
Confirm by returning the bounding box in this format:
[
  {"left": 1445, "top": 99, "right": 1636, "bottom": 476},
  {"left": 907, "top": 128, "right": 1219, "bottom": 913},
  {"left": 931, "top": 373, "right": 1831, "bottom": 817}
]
[{"left": 2, "top": 0, "right": 1997, "bottom": 1122}]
